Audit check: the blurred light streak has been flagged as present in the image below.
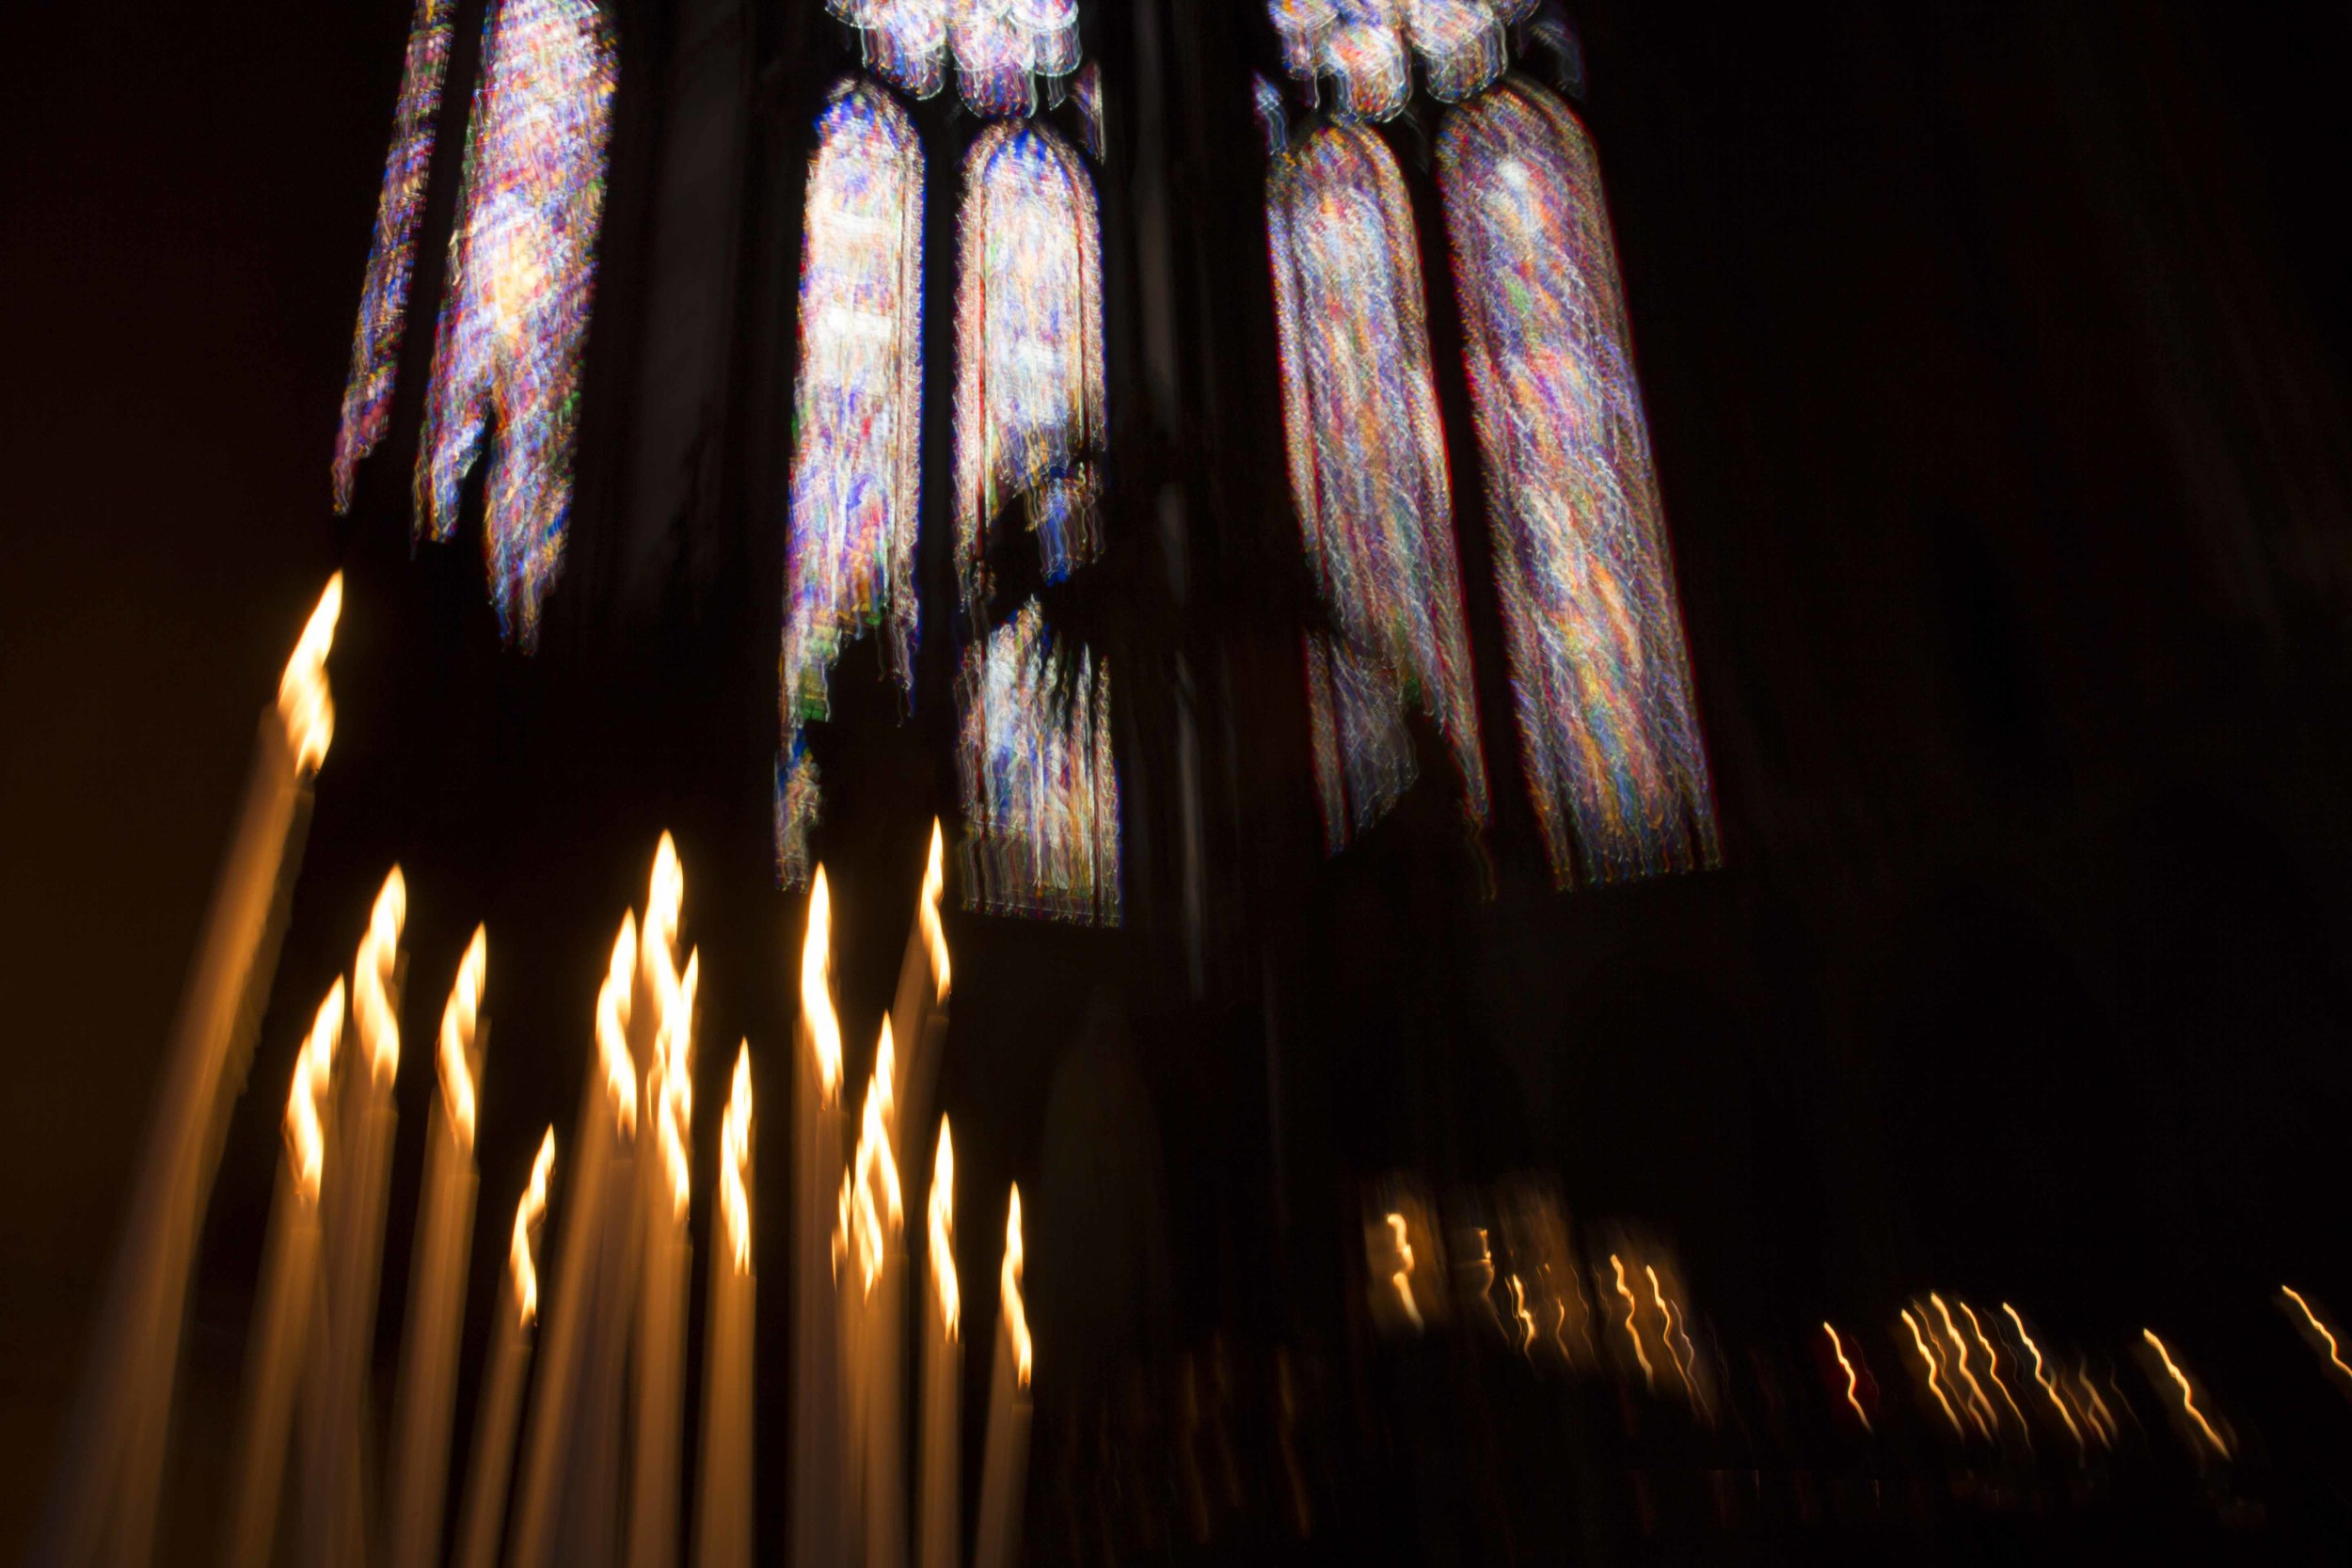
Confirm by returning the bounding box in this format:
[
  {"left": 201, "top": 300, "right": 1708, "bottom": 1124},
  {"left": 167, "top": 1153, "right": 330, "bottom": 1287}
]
[
  {"left": 416, "top": 0, "right": 616, "bottom": 646},
  {"left": 1265, "top": 0, "right": 1531, "bottom": 120},
  {"left": 437, "top": 927, "right": 487, "bottom": 1149},
  {"left": 1267, "top": 125, "right": 1488, "bottom": 851},
  {"left": 832, "top": 0, "right": 1082, "bottom": 117},
  {"left": 801, "top": 870, "right": 844, "bottom": 1102},
  {"left": 512, "top": 1128, "right": 556, "bottom": 1323},
  {"left": 1823, "top": 1323, "right": 1871, "bottom": 1433},
  {"left": 930, "top": 1121, "right": 959, "bottom": 1334},
  {"left": 333, "top": 0, "right": 457, "bottom": 510},
  {"left": 597, "top": 914, "right": 639, "bottom": 1134},
  {"left": 2074, "top": 1359, "right": 2118, "bottom": 1447},
  {"left": 720, "top": 1046, "right": 753, "bottom": 1273},
  {"left": 1900, "top": 1307, "right": 1963, "bottom": 1437},
  {"left": 2281, "top": 1285, "right": 2352, "bottom": 1388},
  {"left": 958, "top": 604, "right": 1120, "bottom": 925},
  {"left": 1506, "top": 1275, "right": 1536, "bottom": 1356},
  {"left": 780, "top": 81, "right": 927, "bottom": 887},
  {"left": 277, "top": 574, "right": 342, "bottom": 778},
  {"left": 1609, "top": 1255, "right": 1653, "bottom": 1393},
  {"left": 1438, "top": 80, "right": 1718, "bottom": 887},
  {"left": 356, "top": 870, "right": 408, "bottom": 1085},
  {"left": 1930, "top": 1293, "right": 1995, "bottom": 1440},
  {"left": 1003, "top": 1185, "right": 1032, "bottom": 1385},
  {"left": 1645, "top": 1264, "right": 1692, "bottom": 1402},
  {"left": 2142, "top": 1328, "right": 2230, "bottom": 1461},
  {"left": 1960, "top": 1301, "right": 2030, "bottom": 1449},
  {"left": 284, "top": 984, "right": 347, "bottom": 1203},
  {"left": 2002, "top": 1303, "right": 2084, "bottom": 1456},
  {"left": 851, "top": 1022, "right": 903, "bottom": 1293}
]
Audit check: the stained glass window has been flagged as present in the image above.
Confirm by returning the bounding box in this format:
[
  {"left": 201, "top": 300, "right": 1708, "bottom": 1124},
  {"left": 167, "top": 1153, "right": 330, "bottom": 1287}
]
[
  {"left": 832, "top": 0, "right": 1080, "bottom": 118},
  {"left": 777, "top": 80, "right": 927, "bottom": 888},
  {"left": 332, "top": 0, "right": 456, "bottom": 512},
  {"left": 954, "top": 121, "right": 1118, "bottom": 924},
  {"left": 1438, "top": 78, "right": 1717, "bottom": 885},
  {"left": 414, "top": 0, "right": 617, "bottom": 647},
  {"left": 1266, "top": 124, "right": 1488, "bottom": 851},
  {"left": 1267, "top": 0, "right": 1533, "bottom": 121}
]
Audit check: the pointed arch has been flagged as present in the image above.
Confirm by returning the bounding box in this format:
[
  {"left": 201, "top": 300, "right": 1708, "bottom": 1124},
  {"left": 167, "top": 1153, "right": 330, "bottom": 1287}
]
[
  {"left": 1438, "top": 77, "right": 1718, "bottom": 885},
  {"left": 1266, "top": 123, "right": 1488, "bottom": 851}
]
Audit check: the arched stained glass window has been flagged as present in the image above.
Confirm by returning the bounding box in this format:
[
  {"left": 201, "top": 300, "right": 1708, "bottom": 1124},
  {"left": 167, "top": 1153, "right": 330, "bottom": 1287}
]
[
  {"left": 954, "top": 120, "right": 1119, "bottom": 925},
  {"left": 1266, "top": 0, "right": 1530, "bottom": 121},
  {"left": 1438, "top": 78, "right": 1717, "bottom": 886},
  {"left": 777, "top": 80, "right": 927, "bottom": 888},
  {"left": 415, "top": 0, "right": 617, "bottom": 647},
  {"left": 332, "top": 0, "right": 457, "bottom": 513},
  {"left": 1266, "top": 123, "right": 1488, "bottom": 852},
  {"left": 955, "top": 122, "right": 1104, "bottom": 608}
]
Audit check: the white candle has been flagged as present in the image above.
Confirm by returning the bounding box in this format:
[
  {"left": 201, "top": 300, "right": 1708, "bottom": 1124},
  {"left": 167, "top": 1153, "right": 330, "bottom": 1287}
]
[
  {"left": 43, "top": 576, "right": 340, "bottom": 1568},
  {"left": 695, "top": 1044, "right": 755, "bottom": 1568},
  {"left": 387, "top": 926, "right": 487, "bottom": 1568},
  {"left": 851, "top": 1025, "right": 905, "bottom": 1568},
  {"left": 918, "top": 1122, "right": 959, "bottom": 1568},
  {"left": 630, "top": 833, "right": 693, "bottom": 1568},
  {"left": 974, "top": 1187, "right": 1032, "bottom": 1568},
  {"left": 793, "top": 871, "right": 847, "bottom": 1568},
  {"left": 453, "top": 1127, "right": 553, "bottom": 1568},
  {"left": 223, "top": 984, "right": 343, "bottom": 1568}
]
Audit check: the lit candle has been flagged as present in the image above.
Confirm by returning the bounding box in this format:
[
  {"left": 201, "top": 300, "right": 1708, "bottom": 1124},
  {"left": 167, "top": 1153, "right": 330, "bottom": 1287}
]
[
  {"left": 452, "top": 1128, "right": 554, "bottom": 1568},
  {"left": 793, "top": 871, "right": 848, "bottom": 1568},
  {"left": 918, "top": 1122, "right": 959, "bottom": 1568},
  {"left": 851, "top": 1024, "right": 905, "bottom": 1568},
  {"left": 305, "top": 866, "right": 407, "bottom": 1568},
  {"left": 695, "top": 1044, "right": 755, "bottom": 1568},
  {"left": 508, "top": 914, "right": 637, "bottom": 1568},
  {"left": 387, "top": 925, "right": 487, "bottom": 1568},
  {"left": 45, "top": 575, "right": 340, "bottom": 1568},
  {"left": 974, "top": 1186, "right": 1032, "bottom": 1568},
  {"left": 890, "top": 822, "right": 953, "bottom": 1162},
  {"left": 630, "top": 835, "right": 694, "bottom": 1568},
  {"left": 223, "top": 984, "right": 343, "bottom": 1568}
]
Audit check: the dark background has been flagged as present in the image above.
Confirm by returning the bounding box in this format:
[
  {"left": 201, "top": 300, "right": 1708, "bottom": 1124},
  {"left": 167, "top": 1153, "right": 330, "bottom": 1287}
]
[{"left": 5, "top": 0, "right": 2351, "bottom": 1559}]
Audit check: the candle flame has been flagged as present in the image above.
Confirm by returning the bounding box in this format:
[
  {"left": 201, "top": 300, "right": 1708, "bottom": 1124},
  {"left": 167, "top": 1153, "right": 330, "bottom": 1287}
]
[
  {"left": 2142, "top": 1328, "right": 2230, "bottom": 1460},
  {"left": 720, "top": 1043, "right": 753, "bottom": 1274},
  {"left": 2281, "top": 1286, "right": 2352, "bottom": 1387},
  {"left": 355, "top": 866, "right": 406, "bottom": 1085},
  {"left": 512, "top": 1127, "right": 555, "bottom": 1325},
  {"left": 1506, "top": 1275, "right": 1536, "bottom": 1355},
  {"left": 1824, "top": 1322, "right": 1871, "bottom": 1433},
  {"left": 1901, "top": 1307, "right": 1963, "bottom": 1436},
  {"left": 437, "top": 926, "right": 486, "bottom": 1148},
  {"left": 598, "top": 912, "right": 638, "bottom": 1134},
  {"left": 1610, "top": 1255, "right": 1654, "bottom": 1394},
  {"left": 277, "top": 572, "right": 341, "bottom": 776},
  {"left": 802, "top": 869, "right": 842, "bottom": 1101},
  {"left": 643, "top": 833, "right": 683, "bottom": 987},
  {"left": 1930, "top": 1293, "right": 1994, "bottom": 1440},
  {"left": 1003, "top": 1184, "right": 1031, "bottom": 1386},
  {"left": 930, "top": 1119, "right": 958, "bottom": 1337},
  {"left": 652, "top": 950, "right": 698, "bottom": 1218},
  {"left": 282, "top": 981, "right": 345, "bottom": 1203},
  {"left": 921, "top": 819, "right": 951, "bottom": 1002},
  {"left": 850, "top": 1022, "right": 902, "bottom": 1295},
  {"left": 2002, "top": 1304, "right": 2084, "bottom": 1455},
  {"left": 1960, "top": 1300, "right": 2029, "bottom": 1449},
  {"left": 1385, "top": 1212, "right": 1422, "bottom": 1331}
]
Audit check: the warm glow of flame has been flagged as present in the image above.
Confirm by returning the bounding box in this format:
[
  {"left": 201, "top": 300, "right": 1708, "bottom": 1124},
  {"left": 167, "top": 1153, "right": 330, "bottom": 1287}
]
[
  {"left": 1611, "top": 1256, "right": 1654, "bottom": 1393},
  {"left": 2282, "top": 1286, "right": 2352, "bottom": 1386},
  {"left": 598, "top": 913, "right": 638, "bottom": 1134},
  {"left": 1961, "top": 1300, "right": 2029, "bottom": 1449},
  {"left": 643, "top": 833, "right": 683, "bottom": 985},
  {"left": 2143, "top": 1328, "right": 2230, "bottom": 1460},
  {"left": 512, "top": 1127, "right": 556, "bottom": 1326},
  {"left": 720, "top": 1043, "right": 753, "bottom": 1274},
  {"left": 1645, "top": 1265, "right": 1694, "bottom": 1402},
  {"left": 1506, "top": 1275, "right": 1536, "bottom": 1355},
  {"left": 282, "top": 981, "right": 346, "bottom": 1203},
  {"left": 1385, "top": 1212, "right": 1422, "bottom": 1331},
  {"left": 437, "top": 926, "right": 486, "bottom": 1149},
  {"left": 1930, "top": 1293, "right": 1994, "bottom": 1440},
  {"left": 1824, "top": 1322, "right": 1871, "bottom": 1433},
  {"left": 930, "top": 1119, "right": 958, "bottom": 1337},
  {"left": 802, "top": 869, "right": 842, "bottom": 1101},
  {"left": 1003, "top": 1184, "right": 1031, "bottom": 1386},
  {"left": 2003, "top": 1303, "right": 2084, "bottom": 1455},
  {"left": 850, "top": 1022, "right": 902, "bottom": 1295},
  {"left": 922, "top": 818, "right": 951, "bottom": 1001},
  {"left": 277, "top": 572, "right": 342, "bottom": 776},
  {"left": 652, "top": 951, "right": 698, "bottom": 1218},
  {"left": 2074, "top": 1360, "right": 2118, "bottom": 1447},
  {"left": 1901, "top": 1307, "right": 1963, "bottom": 1436},
  {"left": 354, "top": 867, "right": 406, "bottom": 1085}
]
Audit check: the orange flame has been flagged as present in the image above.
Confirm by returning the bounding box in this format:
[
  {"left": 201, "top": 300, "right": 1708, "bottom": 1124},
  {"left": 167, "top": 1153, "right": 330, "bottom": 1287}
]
[
  {"left": 282, "top": 981, "right": 345, "bottom": 1203},
  {"left": 850, "top": 1022, "right": 902, "bottom": 1295},
  {"left": 1506, "top": 1275, "right": 1536, "bottom": 1355},
  {"left": 1611, "top": 1256, "right": 1654, "bottom": 1393},
  {"left": 930, "top": 1120, "right": 958, "bottom": 1337},
  {"left": 2002, "top": 1304, "right": 2084, "bottom": 1456},
  {"left": 719, "top": 1044, "right": 753, "bottom": 1275},
  {"left": 437, "top": 926, "right": 486, "bottom": 1149},
  {"left": 598, "top": 913, "right": 638, "bottom": 1134},
  {"left": 652, "top": 951, "right": 697, "bottom": 1218},
  {"left": 1930, "top": 1293, "right": 1994, "bottom": 1439},
  {"left": 512, "top": 1128, "right": 556, "bottom": 1326},
  {"left": 1961, "top": 1301, "right": 2029, "bottom": 1449},
  {"left": 1824, "top": 1323, "right": 1872, "bottom": 1433},
  {"left": 1385, "top": 1212, "right": 1422, "bottom": 1331},
  {"left": 2281, "top": 1286, "right": 2352, "bottom": 1387},
  {"left": 1901, "top": 1307, "right": 1963, "bottom": 1436},
  {"left": 1645, "top": 1265, "right": 1694, "bottom": 1403},
  {"left": 354, "top": 867, "right": 406, "bottom": 1085},
  {"left": 921, "top": 819, "right": 951, "bottom": 1002},
  {"left": 801, "top": 869, "right": 842, "bottom": 1102},
  {"left": 2143, "top": 1328, "right": 2230, "bottom": 1460},
  {"left": 1003, "top": 1184, "right": 1031, "bottom": 1386},
  {"left": 276, "top": 573, "right": 341, "bottom": 776}
]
